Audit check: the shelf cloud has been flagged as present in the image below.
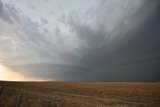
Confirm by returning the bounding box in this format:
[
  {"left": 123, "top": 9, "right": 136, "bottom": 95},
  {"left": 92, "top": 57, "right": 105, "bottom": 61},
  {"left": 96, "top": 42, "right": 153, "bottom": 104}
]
[{"left": 0, "top": 0, "right": 160, "bottom": 81}]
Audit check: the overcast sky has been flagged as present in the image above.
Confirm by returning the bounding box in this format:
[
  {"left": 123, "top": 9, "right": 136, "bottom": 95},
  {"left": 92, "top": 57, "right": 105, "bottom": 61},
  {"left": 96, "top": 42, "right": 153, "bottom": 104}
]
[{"left": 0, "top": 0, "right": 160, "bottom": 81}]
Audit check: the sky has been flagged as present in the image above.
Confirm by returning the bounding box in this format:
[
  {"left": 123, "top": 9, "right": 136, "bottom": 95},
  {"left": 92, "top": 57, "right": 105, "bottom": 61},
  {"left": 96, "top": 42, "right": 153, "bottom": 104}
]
[{"left": 0, "top": 0, "right": 160, "bottom": 81}]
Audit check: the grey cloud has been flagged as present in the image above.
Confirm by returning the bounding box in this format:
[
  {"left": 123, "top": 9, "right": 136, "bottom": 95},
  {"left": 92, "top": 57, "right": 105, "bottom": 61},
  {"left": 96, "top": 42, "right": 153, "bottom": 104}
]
[
  {"left": 0, "top": 0, "right": 13, "bottom": 24},
  {"left": 66, "top": 0, "right": 160, "bottom": 81},
  {"left": 12, "top": 62, "right": 88, "bottom": 81},
  {"left": 0, "top": 0, "right": 160, "bottom": 81},
  {"left": 49, "top": 10, "right": 55, "bottom": 16},
  {"left": 0, "top": 0, "right": 83, "bottom": 81},
  {"left": 27, "top": 4, "right": 36, "bottom": 10},
  {"left": 43, "top": 0, "right": 49, "bottom": 4},
  {"left": 0, "top": 1, "right": 67, "bottom": 79},
  {"left": 41, "top": 18, "right": 48, "bottom": 25}
]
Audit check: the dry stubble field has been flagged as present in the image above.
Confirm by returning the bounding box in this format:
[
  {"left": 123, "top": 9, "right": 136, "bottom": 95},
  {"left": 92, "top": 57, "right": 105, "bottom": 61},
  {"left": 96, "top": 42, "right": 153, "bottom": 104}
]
[{"left": 0, "top": 81, "right": 160, "bottom": 107}]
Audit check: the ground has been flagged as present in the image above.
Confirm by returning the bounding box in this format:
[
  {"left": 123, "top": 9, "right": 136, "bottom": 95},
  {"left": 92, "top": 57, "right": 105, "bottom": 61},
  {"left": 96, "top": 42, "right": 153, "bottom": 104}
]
[{"left": 0, "top": 81, "right": 160, "bottom": 107}]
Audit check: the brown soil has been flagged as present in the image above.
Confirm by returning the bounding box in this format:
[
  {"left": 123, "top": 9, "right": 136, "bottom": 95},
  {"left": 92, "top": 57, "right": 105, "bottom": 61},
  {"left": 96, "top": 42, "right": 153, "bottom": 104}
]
[{"left": 0, "top": 81, "right": 160, "bottom": 107}]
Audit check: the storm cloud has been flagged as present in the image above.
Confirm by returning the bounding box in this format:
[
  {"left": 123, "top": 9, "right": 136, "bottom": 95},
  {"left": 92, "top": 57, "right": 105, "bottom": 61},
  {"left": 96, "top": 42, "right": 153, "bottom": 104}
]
[{"left": 0, "top": 0, "right": 160, "bottom": 81}]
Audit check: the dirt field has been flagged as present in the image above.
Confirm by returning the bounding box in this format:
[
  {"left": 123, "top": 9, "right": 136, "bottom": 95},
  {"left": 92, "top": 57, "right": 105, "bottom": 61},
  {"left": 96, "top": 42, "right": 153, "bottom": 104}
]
[{"left": 0, "top": 81, "right": 160, "bottom": 107}]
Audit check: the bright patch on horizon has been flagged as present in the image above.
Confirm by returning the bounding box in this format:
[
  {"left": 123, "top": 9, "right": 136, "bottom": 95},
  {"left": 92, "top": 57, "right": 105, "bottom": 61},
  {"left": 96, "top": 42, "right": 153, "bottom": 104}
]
[{"left": 0, "top": 63, "right": 47, "bottom": 81}]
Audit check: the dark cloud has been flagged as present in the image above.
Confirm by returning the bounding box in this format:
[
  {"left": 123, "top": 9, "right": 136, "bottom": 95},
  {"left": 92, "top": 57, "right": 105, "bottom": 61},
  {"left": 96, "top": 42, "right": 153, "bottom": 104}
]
[
  {"left": 41, "top": 18, "right": 48, "bottom": 25},
  {"left": 0, "top": 0, "right": 13, "bottom": 24},
  {"left": 66, "top": 0, "right": 160, "bottom": 81},
  {"left": 0, "top": 0, "right": 160, "bottom": 81}
]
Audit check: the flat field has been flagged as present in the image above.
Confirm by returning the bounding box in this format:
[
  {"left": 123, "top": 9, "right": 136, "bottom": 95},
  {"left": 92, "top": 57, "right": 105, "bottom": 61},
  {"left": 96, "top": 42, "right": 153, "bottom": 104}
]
[{"left": 0, "top": 81, "right": 160, "bottom": 107}]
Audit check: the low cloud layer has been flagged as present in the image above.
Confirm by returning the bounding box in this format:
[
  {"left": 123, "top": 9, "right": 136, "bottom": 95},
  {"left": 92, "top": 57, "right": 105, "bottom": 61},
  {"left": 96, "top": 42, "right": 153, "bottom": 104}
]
[{"left": 0, "top": 0, "right": 160, "bottom": 81}]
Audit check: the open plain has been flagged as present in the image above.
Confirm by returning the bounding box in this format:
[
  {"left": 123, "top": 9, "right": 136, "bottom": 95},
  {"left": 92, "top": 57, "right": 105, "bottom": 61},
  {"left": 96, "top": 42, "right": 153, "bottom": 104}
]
[{"left": 0, "top": 81, "right": 160, "bottom": 107}]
